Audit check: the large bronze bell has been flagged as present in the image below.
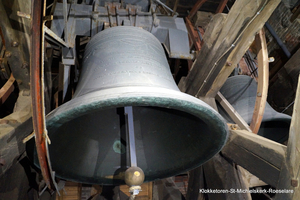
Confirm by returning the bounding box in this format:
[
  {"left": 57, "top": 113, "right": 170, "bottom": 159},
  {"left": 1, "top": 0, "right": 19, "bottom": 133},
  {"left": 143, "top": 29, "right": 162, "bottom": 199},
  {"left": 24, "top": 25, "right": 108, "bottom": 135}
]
[
  {"left": 33, "top": 26, "right": 228, "bottom": 185},
  {"left": 218, "top": 75, "right": 291, "bottom": 143}
]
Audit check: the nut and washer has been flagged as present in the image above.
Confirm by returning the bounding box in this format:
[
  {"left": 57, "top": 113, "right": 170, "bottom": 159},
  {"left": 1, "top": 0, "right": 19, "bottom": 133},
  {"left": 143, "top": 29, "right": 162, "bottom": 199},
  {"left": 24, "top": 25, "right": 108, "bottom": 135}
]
[
  {"left": 12, "top": 41, "right": 19, "bottom": 47},
  {"left": 5, "top": 51, "right": 12, "bottom": 58},
  {"left": 22, "top": 62, "right": 29, "bottom": 69},
  {"left": 291, "top": 179, "right": 298, "bottom": 187}
]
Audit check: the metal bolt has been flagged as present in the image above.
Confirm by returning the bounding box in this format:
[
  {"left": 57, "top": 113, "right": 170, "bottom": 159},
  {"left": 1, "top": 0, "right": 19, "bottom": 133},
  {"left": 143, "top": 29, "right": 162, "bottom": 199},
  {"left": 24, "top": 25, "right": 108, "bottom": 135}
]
[
  {"left": 257, "top": 92, "right": 262, "bottom": 97},
  {"left": 0, "top": 158, "right": 5, "bottom": 166},
  {"left": 268, "top": 57, "right": 275, "bottom": 63},
  {"left": 16, "top": 79, "right": 23, "bottom": 85},
  {"left": 153, "top": 18, "right": 160, "bottom": 27},
  {"left": 92, "top": 12, "right": 98, "bottom": 20},
  {"left": 226, "top": 61, "right": 232, "bottom": 66},
  {"left": 291, "top": 179, "right": 298, "bottom": 187},
  {"left": 23, "top": 90, "right": 30, "bottom": 96},
  {"left": 22, "top": 62, "right": 29, "bottom": 69},
  {"left": 5, "top": 51, "right": 12, "bottom": 58},
  {"left": 12, "top": 41, "right": 19, "bottom": 47},
  {"left": 230, "top": 124, "right": 238, "bottom": 130}
]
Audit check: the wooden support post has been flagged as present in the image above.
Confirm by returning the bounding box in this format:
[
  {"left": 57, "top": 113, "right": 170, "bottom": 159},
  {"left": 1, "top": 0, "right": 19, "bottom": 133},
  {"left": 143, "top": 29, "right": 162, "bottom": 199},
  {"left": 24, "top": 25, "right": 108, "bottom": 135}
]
[
  {"left": 275, "top": 74, "right": 300, "bottom": 199},
  {"left": 179, "top": 0, "right": 280, "bottom": 98},
  {"left": 249, "top": 29, "right": 269, "bottom": 133},
  {"left": 222, "top": 129, "right": 287, "bottom": 187}
]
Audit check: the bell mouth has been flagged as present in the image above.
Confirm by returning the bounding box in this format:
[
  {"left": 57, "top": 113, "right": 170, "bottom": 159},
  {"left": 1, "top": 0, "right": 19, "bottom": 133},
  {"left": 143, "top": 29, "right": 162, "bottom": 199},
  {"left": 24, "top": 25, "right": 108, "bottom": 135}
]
[
  {"left": 34, "top": 86, "right": 228, "bottom": 185},
  {"left": 218, "top": 75, "right": 291, "bottom": 144}
]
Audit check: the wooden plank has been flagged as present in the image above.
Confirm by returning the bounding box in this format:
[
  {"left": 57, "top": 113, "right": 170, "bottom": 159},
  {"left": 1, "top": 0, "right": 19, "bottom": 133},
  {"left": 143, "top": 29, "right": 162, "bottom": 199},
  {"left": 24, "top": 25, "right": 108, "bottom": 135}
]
[
  {"left": 222, "top": 129, "right": 287, "bottom": 187},
  {"left": 249, "top": 29, "right": 269, "bottom": 133},
  {"left": 180, "top": 0, "right": 280, "bottom": 98},
  {"left": 186, "top": 167, "right": 205, "bottom": 200},
  {"left": 202, "top": 13, "right": 227, "bottom": 49},
  {"left": 216, "top": 91, "right": 252, "bottom": 132},
  {"left": 0, "top": 73, "right": 15, "bottom": 105},
  {"left": 148, "top": 181, "right": 153, "bottom": 200},
  {"left": 215, "top": 0, "right": 228, "bottom": 13},
  {"left": 275, "top": 74, "right": 300, "bottom": 199},
  {"left": 187, "top": 0, "right": 208, "bottom": 20}
]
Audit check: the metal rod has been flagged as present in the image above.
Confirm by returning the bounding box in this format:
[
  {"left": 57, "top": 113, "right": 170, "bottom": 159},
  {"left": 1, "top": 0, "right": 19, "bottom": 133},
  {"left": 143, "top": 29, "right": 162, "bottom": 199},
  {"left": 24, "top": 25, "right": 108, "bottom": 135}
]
[
  {"left": 124, "top": 106, "right": 137, "bottom": 167},
  {"left": 264, "top": 22, "right": 291, "bottom": 58},
  {"left": 196, "top": 26, "right": 203, "bottom": 41},
  {"left": 216, "top": 92, "right": 252, "bottom": 132},
  {"left": 155, "top": 0, "right": 176, "bottom": 14},
  {"left": 44, "top": 25, "right": 69, "bottom": 48},
  {"left": 281, "top": 101, "right": 295, "bottom": 113},
  {"left": 63, "top": 0, "right": 68, "bottom": 43}
]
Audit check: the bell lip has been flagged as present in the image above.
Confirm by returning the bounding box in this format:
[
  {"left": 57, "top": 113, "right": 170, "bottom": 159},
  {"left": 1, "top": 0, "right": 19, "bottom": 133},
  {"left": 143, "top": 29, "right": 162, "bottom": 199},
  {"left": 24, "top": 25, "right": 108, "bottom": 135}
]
[{"left": 45, "top": 86, "right": 229, "bottom": 184}]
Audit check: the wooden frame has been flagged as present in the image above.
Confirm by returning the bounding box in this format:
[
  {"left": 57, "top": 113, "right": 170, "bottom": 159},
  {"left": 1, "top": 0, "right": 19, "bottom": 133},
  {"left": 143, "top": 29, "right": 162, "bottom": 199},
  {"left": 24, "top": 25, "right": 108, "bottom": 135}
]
[{"left": 249, "top": 29, "right": 269, "bottom": 134}]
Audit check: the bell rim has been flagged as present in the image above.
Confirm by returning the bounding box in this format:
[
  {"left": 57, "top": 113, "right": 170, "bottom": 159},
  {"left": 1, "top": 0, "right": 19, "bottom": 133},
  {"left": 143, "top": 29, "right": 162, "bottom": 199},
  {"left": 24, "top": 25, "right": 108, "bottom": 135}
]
[{"left": 44, "top": 86, "right": 229, "bottom": 184}]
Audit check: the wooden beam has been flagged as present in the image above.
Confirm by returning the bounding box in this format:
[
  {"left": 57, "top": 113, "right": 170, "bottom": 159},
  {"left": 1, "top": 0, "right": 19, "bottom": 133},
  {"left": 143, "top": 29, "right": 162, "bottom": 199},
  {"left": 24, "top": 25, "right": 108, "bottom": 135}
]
[
  {"left": 188, "top": 0, "right": 207, "bottom": 20},
  {"left": 0, "top": 73, "right": 15, "bottom": 105},
  {"left": 185, "top": 17, "right": 202, "bottom": 51},
  {"left": 216, "top": 91, "right": 252, "bottom": 132},
  {"left": 222, "top": 129, "right": 287, "bottom": 187},
  {"left": 215, "top": 0, "right": 228, "bottom": 13},
  {"left": 275, "top": 74, "right": 300, "bottom": 199},
  {"left": 179, "top": 0, "right": 280, "bottom": 98},
  {"left": 249, "top": 29, "right": 269, "bottom": 133},
  {"left": 204, "top": 0, "right": 280, "bottom": 98}
]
